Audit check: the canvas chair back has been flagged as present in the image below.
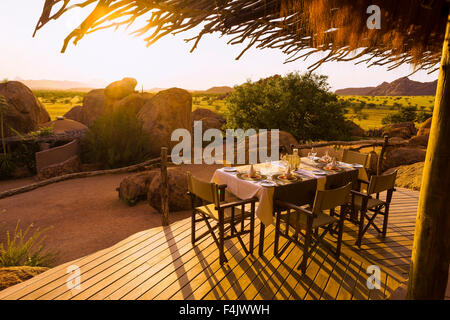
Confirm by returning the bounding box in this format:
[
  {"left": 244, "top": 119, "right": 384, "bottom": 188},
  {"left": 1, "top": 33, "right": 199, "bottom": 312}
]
[
  {"left": 274, "top": 179, "right": 318, "bottom": 208},
  {"left": 342, "top": 149, "right": 368, "bottom": 167},
  {"left": 187, "top": 172, "right": 220, "bottom": 207},
  {"left": 367, "top": 170, "right": 398, "bottom": 195},
  {"left": 312, "top": 182, "right": 352, "bottom": 214}
]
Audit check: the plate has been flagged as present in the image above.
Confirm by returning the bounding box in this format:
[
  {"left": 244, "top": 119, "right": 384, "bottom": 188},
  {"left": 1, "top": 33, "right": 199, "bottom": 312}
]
[
  {"left": 272, "top": 173, "right": 301, "bottom": 183},
  {"left": 260, "top": 181, "right": 277, "bottom": 187},
  {"left": 236, "top": 172, "right": 267, "bottom": 181},
  {"left": 352, "top": 163, "right": 364, "bottom": 168},
  {"left": 223, "top": 167, "right": 237, "bottom": 172},
  {"left": 312, "top": 170, "right": 327, "bottom": 176}
]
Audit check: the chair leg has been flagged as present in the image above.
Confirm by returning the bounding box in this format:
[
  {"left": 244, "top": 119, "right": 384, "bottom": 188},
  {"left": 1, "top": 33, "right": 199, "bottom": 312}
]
[
  {"left": 219, "top": 220, "right": 226, "bottom": 265},
  {"left": 356, "top": 208, "right": 365, "bottom": 248},
  {"left": 249, "top": 211, "right": 255, "bottom": 255},
  {"left": 336, "top": 219, "right": 344, "bottom": 257},
  {"left": 382, "top": 205, "right": 390, "bottom": 237},
  {"left": 259, "top": 223, "right": 266, "bottom": 256},
  {"left": 298, "top": 227, "right": 312, "bottom": 274},
  {"left": 274, "top": 212, "right": 281, "bottom": 257},
  {"left": 191, "top": 210, "right": 196, "bottom": 245}
]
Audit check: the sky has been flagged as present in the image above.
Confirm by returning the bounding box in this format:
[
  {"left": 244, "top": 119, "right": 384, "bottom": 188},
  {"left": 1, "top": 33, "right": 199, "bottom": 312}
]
[{"left": 0, "top": 0, "right": 439, "bottom": 91}]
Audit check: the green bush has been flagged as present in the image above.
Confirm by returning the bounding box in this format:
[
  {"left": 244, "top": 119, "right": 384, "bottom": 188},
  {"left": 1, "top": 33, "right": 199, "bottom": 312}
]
[
  {"left": 81, "top": 108, "right": 150, "bottom": 169},
  {"left": 0, "top": 221, "right": 56, "bottom": 267},
  {"left": 382, "top": 106, "right": 418, "bottom": 125},
  {"left": 416, "top": 110, "right": 433, "bottom": 123},
  {"left": 224, "top": 72, "right": 351, "bottom": 142}
]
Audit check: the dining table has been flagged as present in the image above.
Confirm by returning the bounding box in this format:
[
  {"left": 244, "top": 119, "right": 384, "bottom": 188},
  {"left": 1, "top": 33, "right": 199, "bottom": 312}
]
[{"left": 211, "top": 157, "right": 364, "bottom": 255}]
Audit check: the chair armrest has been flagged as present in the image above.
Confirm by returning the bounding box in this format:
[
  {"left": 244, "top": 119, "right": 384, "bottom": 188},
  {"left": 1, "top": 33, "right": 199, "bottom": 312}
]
[
  {"left": 275, "top": 200, "right": 314, "bottom": 216},
  {"left": 219, "top": 197, "right": 258, "bottom": 209},
  {"left": 351, "top": 189, "right": 369, "bottom": 197},
  {"left": 358, "top": 178, "right": 370, "bottom": 185}
]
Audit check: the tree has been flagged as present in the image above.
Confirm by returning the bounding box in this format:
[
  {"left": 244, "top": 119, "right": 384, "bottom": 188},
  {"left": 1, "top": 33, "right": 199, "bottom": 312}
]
[{"left": 225, "top": 72, "right": 351, "bottom": 142}]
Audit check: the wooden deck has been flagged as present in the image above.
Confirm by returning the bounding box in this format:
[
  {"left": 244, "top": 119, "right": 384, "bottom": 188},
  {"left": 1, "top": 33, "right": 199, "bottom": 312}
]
[{"left": 0, "top": 188, "right": 420, "bottom": 300}]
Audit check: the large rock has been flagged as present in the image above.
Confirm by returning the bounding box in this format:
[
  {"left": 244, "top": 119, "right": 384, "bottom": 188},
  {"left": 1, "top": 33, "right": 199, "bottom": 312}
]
[
  {"left": 408, "top": 134, "right": 429, "bottom": 147},
  {"left": 105, "top": 77, "right": 138, "bottom": 100},
  {"left": 147, "top": 167, "right": 191, "bottom": 211},
  {"left": 118, "top": 170, "right": 159, "bottom": 206},
  {"left": 385, "top": 162, "right": 424, "bottom": 191},
  {"left": 382, "top": 122, "right": 417, "bottom": 139},
  {"left": 199, "top": 117, "right": 224, "bottom": 131},
  {"left": 345, "top": 120, "right": 365, "bottom": 137},
  {"left": 417, "top": 117, "right": 432, "bottom": 136},
  {"left": 0, "top": 81, "right": 50, "bottom": 136},
  {"left": 64, "top": 105, "right": 83, "bottom": 122},
  {"left": 114, "top": 92, "right": 154, "bottom": 115},
  {"left": 80, "top": 89, "right": 113, "bottom": 126},
  {"left": 0, "top": 266, "right": 49, "bottom": 291},
  {"left": 40, "top": 119, "right": 88, "bottom": 134},
  {"left": 138, "top": 88, "right": 192, "bottom": 156},
  {"left": 222, "top": 130, "right": 299, "bottom": 164},
  {"left": 383, "top": 147, "right": 426, "bottom": 170},
  {"left": 192, "top": 108, "right": 225, "bottom": 123}
]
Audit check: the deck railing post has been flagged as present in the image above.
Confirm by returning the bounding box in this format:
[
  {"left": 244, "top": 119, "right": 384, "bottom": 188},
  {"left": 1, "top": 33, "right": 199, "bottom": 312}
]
[
  {"left": 377, "top": 135, "right": 389, "bottom": 176},
  {"left": 160, "top": 147, "right": 169, "bottom": 226}
]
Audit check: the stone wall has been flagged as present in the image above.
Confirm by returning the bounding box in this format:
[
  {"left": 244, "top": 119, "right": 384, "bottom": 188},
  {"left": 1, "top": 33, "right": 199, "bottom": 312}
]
[{"left": 35, "top": 139, "right": 80, "bottom": 173}]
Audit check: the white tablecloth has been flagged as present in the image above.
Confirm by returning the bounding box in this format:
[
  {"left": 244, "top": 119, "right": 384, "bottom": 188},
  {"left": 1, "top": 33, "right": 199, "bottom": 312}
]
[{"left": 211, "top": 160, "right": 362, "bottom": 227}]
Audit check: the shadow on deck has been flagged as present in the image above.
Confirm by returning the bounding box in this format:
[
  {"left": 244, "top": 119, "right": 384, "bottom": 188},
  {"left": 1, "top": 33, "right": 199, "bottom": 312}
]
[{"left": 0, "top": 188, "right": 419, "bottom": 300}]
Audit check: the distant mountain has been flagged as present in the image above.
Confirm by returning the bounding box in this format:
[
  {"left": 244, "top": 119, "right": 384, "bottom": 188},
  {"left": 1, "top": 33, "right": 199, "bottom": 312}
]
[
  {"left": 204, "top": 86, "right": 233, "bottom": 94},
  {"left": 335, "top": 77, "right": 437, "bottom": 96},
  {"left": 13, "top": 79, "right": 97, "bottom": 91}
]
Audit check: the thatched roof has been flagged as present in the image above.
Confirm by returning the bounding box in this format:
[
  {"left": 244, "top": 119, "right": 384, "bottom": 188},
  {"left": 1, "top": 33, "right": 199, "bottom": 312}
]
[{"left": 35, "top": 0, "right": 448, "bottom": 72}]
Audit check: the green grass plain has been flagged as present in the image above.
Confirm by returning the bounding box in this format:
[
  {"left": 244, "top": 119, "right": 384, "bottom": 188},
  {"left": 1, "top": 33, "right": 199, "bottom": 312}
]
[{"left": 35, "top": 90, "right": 434, "bottom": 130}]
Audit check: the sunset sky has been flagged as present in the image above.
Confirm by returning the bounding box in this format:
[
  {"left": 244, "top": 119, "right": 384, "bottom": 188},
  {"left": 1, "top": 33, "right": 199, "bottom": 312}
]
[{"left": 0, "top": 0, "right": 439, "bottom": 91}]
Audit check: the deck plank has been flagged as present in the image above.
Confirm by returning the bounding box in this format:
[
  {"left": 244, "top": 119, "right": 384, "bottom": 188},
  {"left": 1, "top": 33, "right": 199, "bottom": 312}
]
[{"left": 0, "top": 187, "right": 421, "bottom": 300}]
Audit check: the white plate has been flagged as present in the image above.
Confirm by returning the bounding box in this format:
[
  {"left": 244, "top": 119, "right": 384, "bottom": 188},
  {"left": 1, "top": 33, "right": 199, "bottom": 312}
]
[
  {"left": 260, "top": 181, "right": 277, "bottom": 187},
  {"left": 223, "top": 167, "right": 237, "bottom": 172},
  {"left": 352, "top": 163, "right": 364, "bottom": 168},
  {"left": 312, "top": 170, "right": 327, "bottom": 175}
]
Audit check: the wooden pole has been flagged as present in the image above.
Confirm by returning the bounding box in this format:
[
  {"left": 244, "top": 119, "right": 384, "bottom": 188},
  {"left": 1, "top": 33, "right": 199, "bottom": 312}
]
[
  {"left": 406, "top": 13, "right": 450, "bottom": 300},
  {"left": 160, "top": 147, "right": 170, "bottom": 226},
  {"left": 375, "top": 135, "right": 389, "bottom": 176}
]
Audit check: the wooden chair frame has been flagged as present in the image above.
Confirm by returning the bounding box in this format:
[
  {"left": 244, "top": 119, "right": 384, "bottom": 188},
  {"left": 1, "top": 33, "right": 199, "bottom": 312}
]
[
  {"left": 273, "top": 183, "right": 352, "bottom": 273},
  {"left": 350, "top": 171, "right": 397, "bottom": 247},
  {"left": 187, "top": 173, "right": 257, "bottom": 266}
]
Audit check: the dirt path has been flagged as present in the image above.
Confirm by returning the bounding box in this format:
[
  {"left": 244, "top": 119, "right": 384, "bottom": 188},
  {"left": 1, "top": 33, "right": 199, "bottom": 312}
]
[{"left": 0, "top": 164, "right": 221, "bottom": 266}]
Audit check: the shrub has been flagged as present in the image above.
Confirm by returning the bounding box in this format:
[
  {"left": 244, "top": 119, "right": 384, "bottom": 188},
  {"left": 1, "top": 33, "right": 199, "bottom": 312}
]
[
  {"left": 29, "top": 125, "right": 54, "bottom": 138},
  {"left": 0, "top": 153, "right": 16, "bottom": 179},
  {"left": 225, "top": 72, "right": 351, "bottom": 142},
  {"left": 0, "top": 221, "right": 56, "bottom": 267},
  {"left": 416, "top": 110, "right": 433, "bottom": 123},
  {"left": 81, "top": 108, "right": 150, "bottom": 169},
  {"left": 381, "top": 106, "right": 417, "bottom": 124}
]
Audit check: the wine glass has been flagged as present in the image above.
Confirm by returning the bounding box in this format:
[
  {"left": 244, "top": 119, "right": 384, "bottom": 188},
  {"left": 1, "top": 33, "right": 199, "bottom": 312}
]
[{"left": 310, "top": 148, "right": 317, "bottom": 160}]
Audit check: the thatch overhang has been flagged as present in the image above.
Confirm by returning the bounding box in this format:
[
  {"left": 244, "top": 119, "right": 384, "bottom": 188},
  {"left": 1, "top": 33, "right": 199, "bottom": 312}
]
[{"left": 35, "top": 0, "right": 448, "bottom": 72}]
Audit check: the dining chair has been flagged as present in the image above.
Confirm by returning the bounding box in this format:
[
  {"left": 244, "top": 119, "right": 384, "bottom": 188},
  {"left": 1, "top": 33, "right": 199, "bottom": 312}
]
[
  {"left": 273, "top": 182, "right": 352, "bottom": 273},
  {"left": 186, "top": 172, "right": 257, "bottom": 265},
  {"left": 342, "top": 149, "right": 369, "bottom": 167},
  {"left": 350, "top": 170, "right": 397, "bottom": 247},
  {"left": 342, "top": 149, "right": 371, "bottom": 200}
]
